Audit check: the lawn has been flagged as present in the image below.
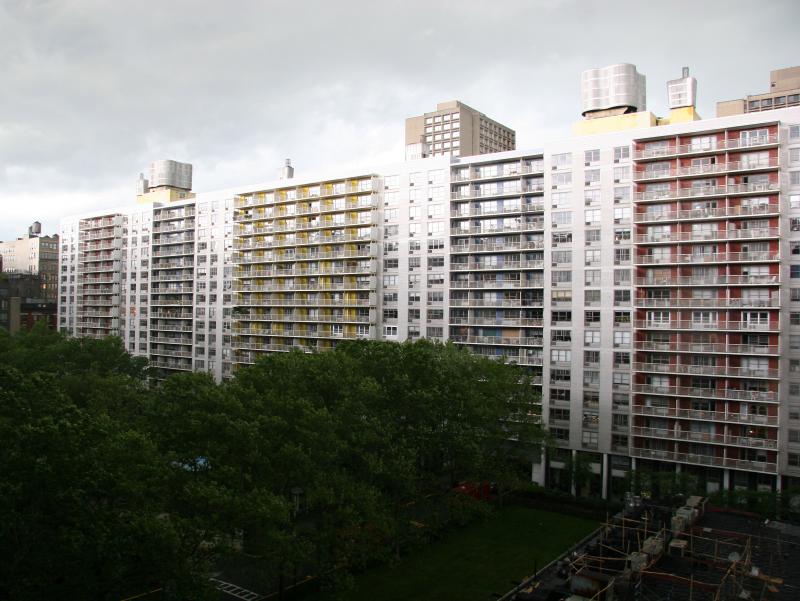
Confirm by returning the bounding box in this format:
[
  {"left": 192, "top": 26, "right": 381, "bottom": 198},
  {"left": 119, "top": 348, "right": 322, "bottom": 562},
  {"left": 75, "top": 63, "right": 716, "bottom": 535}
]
[{"left": 337, "top": 506, "right": 598, "bottom": 601}]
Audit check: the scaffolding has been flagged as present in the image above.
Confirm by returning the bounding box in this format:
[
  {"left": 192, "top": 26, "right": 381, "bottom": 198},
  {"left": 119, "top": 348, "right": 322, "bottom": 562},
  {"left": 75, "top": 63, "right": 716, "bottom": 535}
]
[{"left": 501, "top": 498, "right": 797, "bottom": 601}]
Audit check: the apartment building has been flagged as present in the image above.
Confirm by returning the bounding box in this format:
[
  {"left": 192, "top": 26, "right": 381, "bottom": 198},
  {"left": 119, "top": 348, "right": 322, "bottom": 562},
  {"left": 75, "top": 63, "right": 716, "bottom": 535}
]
[
  {"left": 717, "top": 65, "right": 800, "bottom": 117},
  {"left": 0, "top": 222, "right": 59, "bottom": 302},
  {"left": 59, "top": 66, "right": 800, "bottom": 497},
  {"left": 405, "top": 100, "right": 516, "bottom": 159}
]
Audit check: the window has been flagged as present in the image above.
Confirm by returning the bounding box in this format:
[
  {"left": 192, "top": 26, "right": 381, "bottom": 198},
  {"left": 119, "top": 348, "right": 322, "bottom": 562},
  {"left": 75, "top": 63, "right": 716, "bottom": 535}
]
[
  {"left": 614, "top": 207, "right": 631, "bottom": 222},
  {"left": 585, "top": 249, "right": 600, "bottom": 264},
  {"left": 613, "top": 331, "right": 631, "bottom": 347},
  {"left": 552, "top": 153, "right": 571, "bottom": 169},
  {"left": 582, "top": 431, "right": 599, "bottom": 448},
  {"left": 614, "top": 248, "right": 631, "bottom": 264},
  {"left": 383, "top": 258, "right": 398, "bottom": 269},
  {"left": 408, "top": 257, "right": 420, "bottom": 270},
  {"left": 383, "top": 275, "right": 397, "bottom": 287},
  {"left": 551, "top": 191, "right": 573, "bottom": 210},
  {"left": 613, "top": 166, "right": 630, "bottom": 181},
  {"left": 553, "top": 250, "right": 572, "bottom": 264},
  {"left": 383, "top": 326, "right": 397, "bottom": 336},
  {"left": 551, "top": 349, "right": 571, "bottom": 362},
  {"left": 584, "top": 330, "right": 600, "bottom": 346},
  {"left": 552, "top": 172, "right": 572, "bottom": 187},
  {"left": 614, "top": 186, "right": 631, "bottom": 203},
  {"left": 584, "top": 149, "right": 600, "bottom": 164},
  {"left": 585, "top": 208, "right": 601, "bottom": 224},
  {"left": 552, "top": 270, "right": 572, "bottom": 284},
  {"left": 585, "top": 311, "right": 600, "bottom": 325},
  {"left": 585, "top": 270, "right": 601, "bottom": 287},
  {"left": 584, "top": 189, "right": 600, "bottom": 205},
  {"left": 614, "top": 146, "right": 630, "bottom": 162},
  {"left": 585, "top": 289, "right": 601, "bottom": 305},
  {"left": 552, "top": 211, "right": 572, "bottom": 225},
  {"left": 584, "top": 169, "right": 600, "bottom": 185}
]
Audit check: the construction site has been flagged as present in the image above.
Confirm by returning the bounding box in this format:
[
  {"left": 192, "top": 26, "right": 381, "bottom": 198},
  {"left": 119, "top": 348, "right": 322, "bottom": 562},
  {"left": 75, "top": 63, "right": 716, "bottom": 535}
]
[{"left": 500, "top": 495, "right": 800, "bottom": 601}]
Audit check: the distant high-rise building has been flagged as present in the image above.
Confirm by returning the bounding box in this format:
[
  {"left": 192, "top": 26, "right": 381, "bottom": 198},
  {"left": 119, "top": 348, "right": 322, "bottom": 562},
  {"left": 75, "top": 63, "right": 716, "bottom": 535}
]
[
  {"left": 717, "top": 65, "right": 800, "bottom": 117},
  {"left": 0, "top": 222, "right": 59, "bottom": 302},
  {"left": 405, "top": 100, "right": 516, "bottom": 160}
]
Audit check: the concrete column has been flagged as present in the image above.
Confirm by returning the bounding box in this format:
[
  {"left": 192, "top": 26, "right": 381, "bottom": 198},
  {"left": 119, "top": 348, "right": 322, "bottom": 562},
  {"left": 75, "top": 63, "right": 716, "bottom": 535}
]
[
  {"left": 571, "top": 449, "right": 577, "bottom": 496},
  {"left": 531, "top": 446, "right": 547, "bottom": 486},
  {"left": 723, "top": 468, "right": 730, "bottom": 491},
  {"left": 676, "top": 463, "right": 682, "bottom": 474},
  {"left": 602, "top": 453, "right": 609, "bottom": 500},
  {"left": 776, "top": 474, "right": 782, "bottom": 493}
]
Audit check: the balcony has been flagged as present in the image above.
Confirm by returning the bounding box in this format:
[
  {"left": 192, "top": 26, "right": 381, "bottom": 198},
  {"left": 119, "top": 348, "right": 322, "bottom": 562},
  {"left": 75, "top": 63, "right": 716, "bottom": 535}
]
[
  {"left": 634, "top": 182, "right": 780, "bottom": 202},
  {"left": 633, "top": 296, "right": 779, "bottom": 309},
  {"left": 633, "top": 203, "right": 780, "bottom": 224},
  {"left": 450, "top": 240, "right": 545, "bottom": 252},
  {"left": 450, "top": 203, "right": 545, "bottom": 218},
  {"left": 634, "top": 274, "right": 779, "bottom": 286},
  {"left": 631, "top": 404, "right": 778, "bottom": 427},
  {"left": 634, "top": 319, "right": 778, "bottom": 332},
  {"left": 449, "top": 334, "right": 543, "bottom": 347},
  {"left": 449, "top": 298, "right": 544, "bottom": 308},
  {"left": 632, "top": 383, "right": 777, "bottom": 403},
  {"left": 449, "top": 317, "right": 544, "bottom": 327},
  {"left": 451, "top": 163, "right": 543, "bottom": 182},
  {"left": 629, "top": 447, "right": 777, "bottom": 473},
  {"left": 451, "top": 184, "right": 545, "bottom": 200},
  {"left": 233, "top": 297, "right": 374, "bottom": 308},
  {"left": 633, "top": 340, "right": 779, "bottom": 356},
  {"left": 633, "top": 158, "right": 780, "bottom": 181},
  {"left": 632, "top": 134, "right": 779, "bottom": 160},
  {"left": 450, "top": 259, "right": 544, "bottom": 272},
  {"left": 631, "top": 426, "right": 776, "bottom": 449},
  {"left": 635, "top": 228, "right": 780, "bottom": 244},
  {"left": 635, "top": 251, "right": 779, "bottom": 266},
  {"left": 450, "top": 221, "right": 545, "bottom": 236},
  {"left": 633, "top": 362, "right": 778, "bottom": 379}
]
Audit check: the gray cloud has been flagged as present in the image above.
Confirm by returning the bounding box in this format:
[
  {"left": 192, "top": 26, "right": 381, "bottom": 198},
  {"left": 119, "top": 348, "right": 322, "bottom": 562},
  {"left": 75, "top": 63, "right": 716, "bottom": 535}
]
[{"left": 1, "top": 0, "right": 798, "bottom": 239}]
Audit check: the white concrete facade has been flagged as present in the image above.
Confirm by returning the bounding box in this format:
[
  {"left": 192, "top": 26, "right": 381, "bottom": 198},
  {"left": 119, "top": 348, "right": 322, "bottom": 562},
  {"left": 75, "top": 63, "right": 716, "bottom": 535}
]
[{"left": 58, "top": 106, "right": 800, "bottom": 495}]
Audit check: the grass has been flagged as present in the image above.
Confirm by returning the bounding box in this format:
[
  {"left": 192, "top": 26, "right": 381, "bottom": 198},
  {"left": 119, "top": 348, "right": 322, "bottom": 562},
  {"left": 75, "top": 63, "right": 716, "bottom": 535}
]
[{"left": 337, "top": 505, "right": 598, "bottom": 601}]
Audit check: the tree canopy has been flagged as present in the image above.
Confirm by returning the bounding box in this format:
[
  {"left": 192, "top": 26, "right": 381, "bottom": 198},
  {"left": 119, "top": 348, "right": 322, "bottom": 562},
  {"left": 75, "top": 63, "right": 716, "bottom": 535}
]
[{"left": 0, "top": 326, "right": 543, "bottom": 600}]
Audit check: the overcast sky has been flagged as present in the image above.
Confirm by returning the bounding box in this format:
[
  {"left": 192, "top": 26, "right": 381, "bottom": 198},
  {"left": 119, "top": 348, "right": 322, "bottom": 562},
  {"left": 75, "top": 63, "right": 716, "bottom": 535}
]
[{"left": 1, "top": 0, "right": 798, "bottom": 240}]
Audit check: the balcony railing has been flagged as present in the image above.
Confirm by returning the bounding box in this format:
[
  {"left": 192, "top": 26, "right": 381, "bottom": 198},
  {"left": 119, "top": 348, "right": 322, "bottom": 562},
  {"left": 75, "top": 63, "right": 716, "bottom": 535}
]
[
  {"left": 635, "top": 251, "right": 779, "bottom": 265},
  {"left": 450, "top": 260, "right": 544, "bottom": 271},
  {"left": 631, "top": 404, "right": 778, "bottom": 426},
  {"left": 634, "top": 319, "right": 778, "bottom": 332},
  {"left": 450, "top": 279, "right": 543, "bottom": 289},
  {"left": 632, "top": 383, "right": 777, "bottom": 403},
  {"left": 634, "top": 182, "right": 780, "bottom": 202},
  {"left": 634, "top": 274, "right": 779, "bottom": 286},
  {"left": 629, "top": 447, "right": 777, "bottom": 473},
  {"left": 633, "top": 341, "right": 779, "bottom": 356},
  {"left": 633, "top": 134, "right": 779, "bottom": 160},
  {"left": 635, "top": 228, "right": 780, "bottom": 244},
  {"left": 633, "top": 158, "right": 780, "bottom": 181},
  {"left": 630, "top": 426, "right": 777, "bottom": 449},
  {"left": 633, "top": 362, "right": 778, "bottom": 379},
  {"left": 450, "top": 240, "right": 545, "bottom": 252},
  {"left": 450, "top": 204, "right": 545, "bottom": 218},
  {"left": 633, "top": 297, "right": 779, "bottom": 308},
  {"left": 633, "top": 204, "right": 779, "bottom": 223},
  {"left": 449, "top": 334, "right": 543, "bottom": 347}
]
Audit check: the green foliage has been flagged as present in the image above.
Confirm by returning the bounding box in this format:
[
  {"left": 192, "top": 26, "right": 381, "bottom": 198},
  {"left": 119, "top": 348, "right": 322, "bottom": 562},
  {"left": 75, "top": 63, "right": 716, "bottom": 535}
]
[{"left": 0, "top": 332, "right": 543, "bottom": 599}]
